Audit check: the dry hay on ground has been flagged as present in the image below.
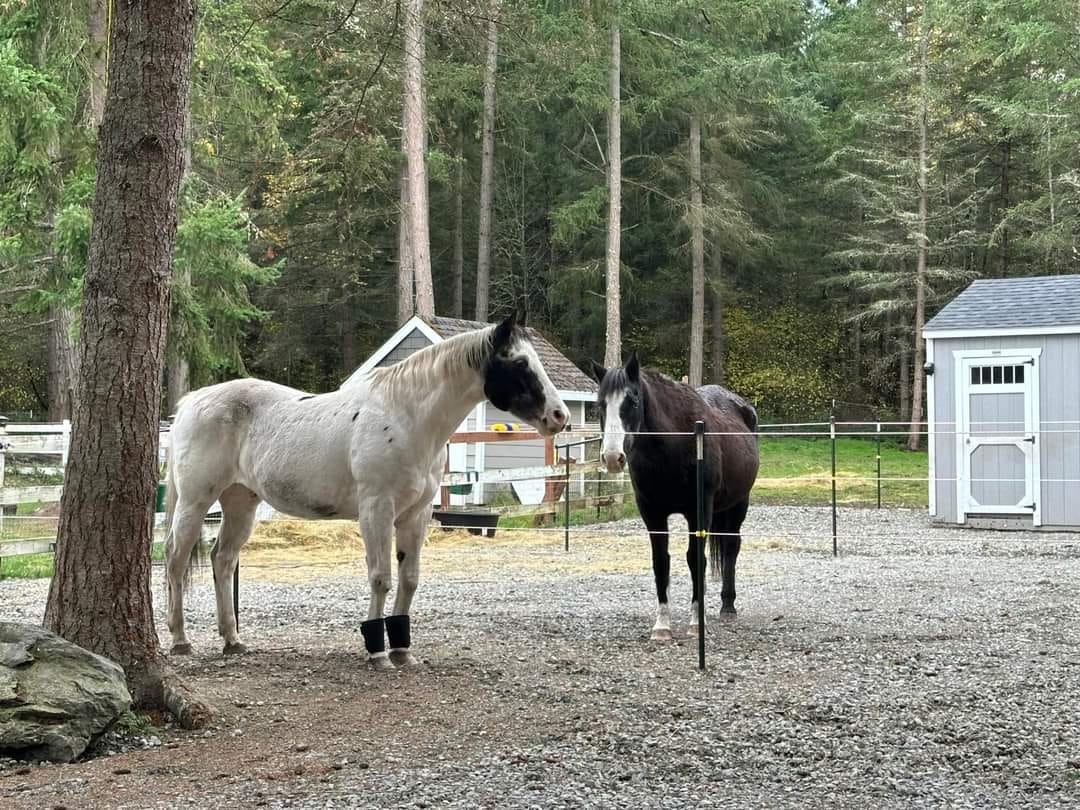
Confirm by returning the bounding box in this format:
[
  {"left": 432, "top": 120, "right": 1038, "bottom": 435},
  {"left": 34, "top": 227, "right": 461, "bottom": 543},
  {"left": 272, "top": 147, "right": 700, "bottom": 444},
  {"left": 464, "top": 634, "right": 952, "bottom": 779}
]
[{"left": 235, "top": 517, "right": 772, "bottom": 582}]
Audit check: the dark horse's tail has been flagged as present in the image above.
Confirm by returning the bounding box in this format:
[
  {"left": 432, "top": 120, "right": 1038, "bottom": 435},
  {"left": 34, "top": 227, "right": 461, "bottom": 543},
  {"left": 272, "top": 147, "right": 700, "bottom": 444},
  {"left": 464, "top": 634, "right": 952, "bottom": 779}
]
[{"left": 709, "top": 532, "right": 722, "bottom": 579}]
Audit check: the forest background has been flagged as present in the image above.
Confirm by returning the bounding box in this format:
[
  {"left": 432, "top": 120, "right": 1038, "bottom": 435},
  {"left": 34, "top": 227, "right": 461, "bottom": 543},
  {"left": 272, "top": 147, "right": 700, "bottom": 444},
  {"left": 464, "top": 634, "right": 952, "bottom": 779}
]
[{"left": 2, "top": 0, "right": 1077, "bottom": 438}]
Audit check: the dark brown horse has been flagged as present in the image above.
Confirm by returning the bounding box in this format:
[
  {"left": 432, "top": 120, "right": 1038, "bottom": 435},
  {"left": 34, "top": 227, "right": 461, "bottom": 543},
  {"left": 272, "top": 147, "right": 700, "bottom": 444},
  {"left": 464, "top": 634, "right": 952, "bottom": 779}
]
[{"left": 592, "top": 354, "right": 759, "bottom": 640}]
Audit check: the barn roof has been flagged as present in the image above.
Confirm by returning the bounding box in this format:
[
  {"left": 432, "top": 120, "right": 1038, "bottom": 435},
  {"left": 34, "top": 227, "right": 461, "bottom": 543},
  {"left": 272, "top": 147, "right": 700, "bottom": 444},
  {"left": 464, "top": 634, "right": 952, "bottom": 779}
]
[
  {"left": 924, "top": 275, "right": 1080, "bottom": 336},
  {"left": 424, "top": 316, "right": 598, "bottom": 395}
]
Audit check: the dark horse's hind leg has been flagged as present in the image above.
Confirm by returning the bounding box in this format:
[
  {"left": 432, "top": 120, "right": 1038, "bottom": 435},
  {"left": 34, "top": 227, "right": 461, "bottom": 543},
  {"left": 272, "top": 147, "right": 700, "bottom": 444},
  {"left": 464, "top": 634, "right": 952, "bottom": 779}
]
[{"left": 714, "top": 500, "right": 749, "bottom": 615}]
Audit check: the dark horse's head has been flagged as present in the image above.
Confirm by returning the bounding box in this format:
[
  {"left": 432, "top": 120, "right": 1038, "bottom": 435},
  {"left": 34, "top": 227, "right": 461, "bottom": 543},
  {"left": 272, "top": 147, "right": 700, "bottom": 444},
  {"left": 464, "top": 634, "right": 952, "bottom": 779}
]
[
  {"left": 484, "top": 313, "right": 568, "bottom": 437},
  {"left": 590, "top": 353, "right": 643, "bottom": 473}
]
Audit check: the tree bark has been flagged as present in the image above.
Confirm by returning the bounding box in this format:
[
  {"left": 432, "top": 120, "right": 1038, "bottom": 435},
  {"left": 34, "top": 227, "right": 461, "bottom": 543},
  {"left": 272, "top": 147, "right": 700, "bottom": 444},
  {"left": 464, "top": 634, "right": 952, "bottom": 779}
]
[
  {"left": 46, "top": 308, "right": 77, "bottom": 422},
  {"left": 474, "top": 1, "right": 500, "bottom": 322},
  {"left": 604, "top": 1, "right": 622, "bottom": 368},
  {"left": 85, "top": 0, "right": 108, "bottom": 129},
  {"left": 451, "top": 128, "right": 465, "bottom": 318},
  {"left": 403, "top": 0, "right": 434, "bottom": 319},
  {"left": 710, "top": 253, "right": 724, "bottom": 384},
  {"left": 44, "top": 0, "right": 210, "bottom": 728},
  {"left": 908, "top": 3, "right": 930, "bottom": 451},
  {"left": 168, "top": 107, "right": 194, "bottom": 415},
  {"left": 688, "top": 115, "right": 705, "bottom": 387},
  {"left": 397, "top": 162, "right": 414, "bottom": 325},
  {"left": 899, "top": 333, "right": 910, "bottom": 422}
]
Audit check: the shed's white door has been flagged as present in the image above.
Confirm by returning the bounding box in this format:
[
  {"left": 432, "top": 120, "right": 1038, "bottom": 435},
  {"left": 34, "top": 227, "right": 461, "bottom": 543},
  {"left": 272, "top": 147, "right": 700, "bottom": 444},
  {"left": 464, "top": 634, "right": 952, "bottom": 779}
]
[{"left": 956, "top": 351, "right": 1041, "bottom": 525}]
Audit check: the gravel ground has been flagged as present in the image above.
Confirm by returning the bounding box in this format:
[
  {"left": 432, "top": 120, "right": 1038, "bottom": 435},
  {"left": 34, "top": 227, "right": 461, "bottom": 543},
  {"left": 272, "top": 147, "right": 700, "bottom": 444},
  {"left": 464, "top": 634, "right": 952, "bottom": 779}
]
[{"left": 2, "top": 505, "right": 1079, "bottom": 809}]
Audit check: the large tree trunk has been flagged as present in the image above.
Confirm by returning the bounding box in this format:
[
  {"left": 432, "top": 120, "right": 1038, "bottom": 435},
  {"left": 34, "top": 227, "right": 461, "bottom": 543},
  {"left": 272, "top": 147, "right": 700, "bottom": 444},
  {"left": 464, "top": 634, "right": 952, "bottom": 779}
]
[
  {"left": 397, "top": 162, "right": 414, "bottom": 324},
  {"left": 688, "top": 115, "right": 705, "bottom": 387},
  {"left": 603, "top": 1, "right": 622, "bottom": 368},
  {"left": 474, "top": 1, "right": 500, "bottom": 322},
  {"left": 451, "top": 128, "right": 465, "bottom": 318},
  {"left": 44, "top": 0, "right": 209, "bottom": 727},
  {"left": 710, "top": 253, "right": 723, "bottom": 384},
  {"left": 908, "top": 5, "right": 930, "bottom": 451},
  {"left": 403, "top": 0, "right": 434, "bottom": 319}
]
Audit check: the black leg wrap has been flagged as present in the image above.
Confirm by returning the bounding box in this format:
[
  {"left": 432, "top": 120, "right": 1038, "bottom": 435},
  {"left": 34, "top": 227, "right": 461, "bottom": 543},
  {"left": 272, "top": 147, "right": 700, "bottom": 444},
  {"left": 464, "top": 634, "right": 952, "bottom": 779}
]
[
  {"left": 386, "top": 614, "right": 411, "bottom": 649},
  {"left": 360, "top": 618, "right": 386, "bottom": 655}
]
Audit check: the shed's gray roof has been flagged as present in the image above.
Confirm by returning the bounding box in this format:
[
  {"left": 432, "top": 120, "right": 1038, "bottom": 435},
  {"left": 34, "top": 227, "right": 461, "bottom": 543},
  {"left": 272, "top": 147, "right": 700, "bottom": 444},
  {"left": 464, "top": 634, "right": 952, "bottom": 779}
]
[
  {"left": 923, "top": 275, "right": 1080, "bottom": 334},
  {"left": 425, "top": 316, "right": 598, "bottom": 394}
]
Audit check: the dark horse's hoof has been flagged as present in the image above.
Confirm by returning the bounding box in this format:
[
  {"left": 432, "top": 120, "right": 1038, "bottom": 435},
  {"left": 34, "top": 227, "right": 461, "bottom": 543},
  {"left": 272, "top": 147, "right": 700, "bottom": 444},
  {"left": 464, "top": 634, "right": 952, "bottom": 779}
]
[
  {"left": 170, "top": 642, "right": 193, "bottom": 656},
  {"left": 719, "top": 605, "right": 738, "bottom": 619},
  {"left": 223, "top": 642, "right": 249, "bottom": 656}
]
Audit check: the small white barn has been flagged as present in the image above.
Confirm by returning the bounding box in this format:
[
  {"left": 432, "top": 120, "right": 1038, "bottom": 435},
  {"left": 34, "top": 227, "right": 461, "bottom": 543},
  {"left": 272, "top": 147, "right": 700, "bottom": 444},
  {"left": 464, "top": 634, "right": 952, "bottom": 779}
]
[
  {"left": 345, "top": 315, "right": 598, "bottom": 505},
  {"left": 924, "top": 275, "right": 1080, "bottom": 530}
]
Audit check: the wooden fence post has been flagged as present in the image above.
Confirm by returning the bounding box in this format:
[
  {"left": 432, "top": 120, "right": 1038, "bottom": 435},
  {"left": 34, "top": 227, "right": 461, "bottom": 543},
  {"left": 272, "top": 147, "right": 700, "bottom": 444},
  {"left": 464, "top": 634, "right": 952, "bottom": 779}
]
[{"left": 0, "top": 414, "right": 8, "bottom": 491}]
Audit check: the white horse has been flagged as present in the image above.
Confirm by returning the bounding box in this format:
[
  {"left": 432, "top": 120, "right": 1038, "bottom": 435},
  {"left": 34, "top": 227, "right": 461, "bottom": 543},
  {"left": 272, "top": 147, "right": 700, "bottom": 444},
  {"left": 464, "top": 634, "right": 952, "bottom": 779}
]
[{"left": 164, "top": 314, "right": 567, "bottom": 668}]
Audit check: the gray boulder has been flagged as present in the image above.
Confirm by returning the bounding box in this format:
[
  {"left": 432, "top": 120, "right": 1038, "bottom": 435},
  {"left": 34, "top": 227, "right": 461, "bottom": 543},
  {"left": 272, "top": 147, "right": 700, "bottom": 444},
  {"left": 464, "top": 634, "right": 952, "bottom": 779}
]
[{"left": 0, "top": 622, "right": 131, "bottom": 762}]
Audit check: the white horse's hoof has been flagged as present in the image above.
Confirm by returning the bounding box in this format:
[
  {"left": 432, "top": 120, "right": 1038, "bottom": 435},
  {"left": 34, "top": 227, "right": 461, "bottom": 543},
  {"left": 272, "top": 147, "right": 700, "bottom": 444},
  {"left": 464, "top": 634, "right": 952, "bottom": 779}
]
[
  {"left": 650, "top": 628, "right": 673, "bottom": 642},
  {"left": 687, "top": 624, "right": 700, "bottom": 637},
  {"left": 170, "top": 642, "right": 193, "bottom": 656},
  {"left": 390, "top": 649, "right": 420, "bottom": 669},
  {"left": 223, "top": 641, "right": 249, "bottom": 656},
  {"left": 368, "top": 654, "right": 395, "bottom": 672}
]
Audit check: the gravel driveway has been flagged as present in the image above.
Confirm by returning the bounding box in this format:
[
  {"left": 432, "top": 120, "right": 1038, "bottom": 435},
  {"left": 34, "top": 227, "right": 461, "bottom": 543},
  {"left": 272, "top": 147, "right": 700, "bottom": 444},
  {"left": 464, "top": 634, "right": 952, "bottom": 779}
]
[{"left": 2, "top": 505, "right": 1079, "bottom": 809}]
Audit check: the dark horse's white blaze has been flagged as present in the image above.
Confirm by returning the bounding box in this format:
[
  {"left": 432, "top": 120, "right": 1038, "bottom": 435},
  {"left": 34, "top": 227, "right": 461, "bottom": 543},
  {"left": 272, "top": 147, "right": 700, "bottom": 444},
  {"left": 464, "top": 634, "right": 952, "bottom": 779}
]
[
  {"left": 592, "top": 354, "right": 759, "bottom": 641},
  {"left": 164, "top": 315, "right": 567, "bottom": 668}
]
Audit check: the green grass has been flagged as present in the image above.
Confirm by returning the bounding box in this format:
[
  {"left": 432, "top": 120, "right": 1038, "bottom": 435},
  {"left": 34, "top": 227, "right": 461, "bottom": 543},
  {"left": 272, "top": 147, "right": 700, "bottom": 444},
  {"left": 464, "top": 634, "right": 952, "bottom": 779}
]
[
  {"left": 755, "top": 436, "right": 927, "bottom": 507},
  {"left": 0, "top": 540, "right": 166, "bottom": 580},
  {"left": 0, "top": 552, "right": 55, "bottom": 578}
]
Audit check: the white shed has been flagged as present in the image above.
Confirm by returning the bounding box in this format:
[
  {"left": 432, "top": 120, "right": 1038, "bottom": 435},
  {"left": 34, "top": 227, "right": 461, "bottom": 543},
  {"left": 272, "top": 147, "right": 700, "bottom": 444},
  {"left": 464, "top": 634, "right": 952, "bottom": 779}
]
[
  {"left": 345, "top": 315, "right": 598, "bottom": 505},
  {"left": 924, "top": 275, "right": 1080, "bottom": 530}
]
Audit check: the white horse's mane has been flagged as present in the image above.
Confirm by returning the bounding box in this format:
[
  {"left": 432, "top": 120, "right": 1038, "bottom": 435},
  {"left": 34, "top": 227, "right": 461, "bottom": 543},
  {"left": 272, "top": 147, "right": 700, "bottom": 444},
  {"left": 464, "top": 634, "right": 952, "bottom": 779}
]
[{"left": 366, "top": 326, "right": 494, "bottom": 401}]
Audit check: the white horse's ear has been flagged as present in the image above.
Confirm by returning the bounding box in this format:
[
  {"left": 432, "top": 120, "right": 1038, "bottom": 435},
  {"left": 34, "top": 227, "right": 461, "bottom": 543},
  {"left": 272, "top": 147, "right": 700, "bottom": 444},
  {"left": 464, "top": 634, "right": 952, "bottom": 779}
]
[
  {"left": 588, "top": 360, "right": 607, "bottom": 382},
  {"left": 493, "top": 312, "right": 516, "bottom": 352},
  {"left": 625, "top": 352, "right": 640, "bottom": 383}
]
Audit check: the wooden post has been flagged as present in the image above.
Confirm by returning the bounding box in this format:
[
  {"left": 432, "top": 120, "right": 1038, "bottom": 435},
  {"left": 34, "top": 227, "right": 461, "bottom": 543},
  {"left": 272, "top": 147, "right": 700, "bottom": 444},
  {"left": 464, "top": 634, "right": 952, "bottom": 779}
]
[
  {"left": 0, "top": 415, "right": 8, "bottom": 530},
  {"left": 0, "top": 415, "right": 8, "bottom": 491},
  {"left": 543, "top": 437, "right": 557, "bottom": 502}
]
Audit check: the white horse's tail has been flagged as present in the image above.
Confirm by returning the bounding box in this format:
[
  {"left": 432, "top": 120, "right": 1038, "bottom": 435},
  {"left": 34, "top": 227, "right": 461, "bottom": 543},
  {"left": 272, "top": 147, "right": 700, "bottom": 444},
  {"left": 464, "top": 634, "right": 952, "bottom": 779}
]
[{"left": 163, "top": 402, "right": 206, "bottom": 593}]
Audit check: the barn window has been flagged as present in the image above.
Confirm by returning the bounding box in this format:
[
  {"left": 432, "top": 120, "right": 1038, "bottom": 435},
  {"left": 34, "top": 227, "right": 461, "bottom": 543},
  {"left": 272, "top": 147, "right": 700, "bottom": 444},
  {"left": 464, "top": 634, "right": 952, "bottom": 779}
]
[{"left": 970, "top": 364, "right": 1026, "bottom": 386}]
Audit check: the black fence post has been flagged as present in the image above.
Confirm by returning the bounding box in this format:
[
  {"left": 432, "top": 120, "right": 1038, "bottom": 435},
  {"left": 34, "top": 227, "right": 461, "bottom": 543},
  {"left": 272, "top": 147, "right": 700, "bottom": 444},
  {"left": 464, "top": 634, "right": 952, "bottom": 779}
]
[
  {"left": 564, "top": 450, "right": 571, "bottom": 552},
  {"left": 233, "top": 559, "right": 240, "bottom": 632},
  {"left": 695, "top": 420, "right": 706, "bottom": 671},
  {"left": 830, "top": 415, "right": 838, "bottom": 557},
  {"left": 876, "top": 421, "right": 882, "bottom": 509}
]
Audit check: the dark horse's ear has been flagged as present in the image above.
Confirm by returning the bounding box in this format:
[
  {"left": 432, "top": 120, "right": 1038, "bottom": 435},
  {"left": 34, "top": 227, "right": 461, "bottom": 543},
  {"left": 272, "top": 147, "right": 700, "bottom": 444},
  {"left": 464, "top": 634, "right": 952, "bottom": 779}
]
[
  {"left": 492, "top": 312, "right": 517, "bottom": 353},
  {"left": 625, "top": 352, "right": 640, "bottom": 383},
  {"left": 588, "top": 359, "right": 608, "bottom": 382}
]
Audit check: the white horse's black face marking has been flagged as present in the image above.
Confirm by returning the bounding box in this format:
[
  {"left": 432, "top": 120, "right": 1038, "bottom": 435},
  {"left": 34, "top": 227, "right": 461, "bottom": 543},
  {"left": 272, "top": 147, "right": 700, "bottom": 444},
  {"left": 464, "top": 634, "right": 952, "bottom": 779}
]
[
  {"left": 593, "top": 354, "right": 643, "bottom": 472},
  {"left": 484, "top": 314, "right": 568, "bottom": 436}
]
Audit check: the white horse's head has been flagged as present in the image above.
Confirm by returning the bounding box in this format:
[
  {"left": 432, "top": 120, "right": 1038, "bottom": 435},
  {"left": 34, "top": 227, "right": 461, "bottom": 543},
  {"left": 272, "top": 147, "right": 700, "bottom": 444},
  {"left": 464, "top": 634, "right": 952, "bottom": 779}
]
[
  {"left": 483, "top": 313, "right": 568, "bottom": 437},
  {"left": 591, "top": 353, "right": 643, "bottom": 473}
]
